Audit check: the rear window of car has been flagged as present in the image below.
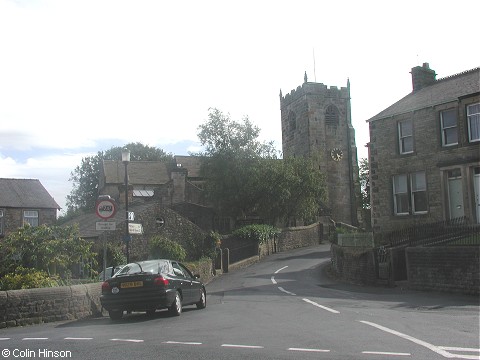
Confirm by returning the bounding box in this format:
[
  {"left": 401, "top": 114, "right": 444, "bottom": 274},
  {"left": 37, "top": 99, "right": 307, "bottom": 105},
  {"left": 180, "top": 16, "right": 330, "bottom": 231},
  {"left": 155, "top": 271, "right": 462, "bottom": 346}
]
[{"left": 117, "top": 260, "right": 169, "bottom": 275}]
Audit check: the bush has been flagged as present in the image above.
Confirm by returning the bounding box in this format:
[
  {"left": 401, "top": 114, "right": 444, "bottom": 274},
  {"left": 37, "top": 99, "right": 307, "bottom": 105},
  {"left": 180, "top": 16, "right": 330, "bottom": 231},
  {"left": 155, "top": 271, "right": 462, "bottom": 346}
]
[
  {"left": 232, "top": 224, "right": 280, "bottom": 244},
  {"left": 149, "top": 235, "right": 187, "bottom": 261},
  {"left": 0, "top": 266, "right": 58, "bottom": 290}
]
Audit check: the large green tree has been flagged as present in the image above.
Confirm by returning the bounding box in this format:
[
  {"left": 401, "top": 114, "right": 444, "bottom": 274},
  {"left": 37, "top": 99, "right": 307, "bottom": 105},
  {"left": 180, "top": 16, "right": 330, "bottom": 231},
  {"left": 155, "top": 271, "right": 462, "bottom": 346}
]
[
  {"left": 65, "top": 142, "right": 172, "bottom": 216},
  {"left": 0, "top": 224, "right": 96, "bottom": 277},
  {"left": 197, "top": 108, "right": 327, "bottom": 225}
]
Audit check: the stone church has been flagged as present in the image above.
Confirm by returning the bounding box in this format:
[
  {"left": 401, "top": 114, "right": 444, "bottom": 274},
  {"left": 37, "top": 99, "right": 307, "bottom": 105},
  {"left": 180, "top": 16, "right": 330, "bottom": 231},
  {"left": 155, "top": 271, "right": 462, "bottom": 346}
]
[{"left": 280, "top": 72, "right": 360, "bottom": 226}]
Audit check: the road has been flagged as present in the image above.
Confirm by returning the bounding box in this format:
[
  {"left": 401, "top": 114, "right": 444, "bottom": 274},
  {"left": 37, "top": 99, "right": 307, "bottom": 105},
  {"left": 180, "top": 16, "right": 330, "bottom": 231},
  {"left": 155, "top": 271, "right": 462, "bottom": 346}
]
[{"left": 0, "top": 244, "right": 478, "bottom": 359}]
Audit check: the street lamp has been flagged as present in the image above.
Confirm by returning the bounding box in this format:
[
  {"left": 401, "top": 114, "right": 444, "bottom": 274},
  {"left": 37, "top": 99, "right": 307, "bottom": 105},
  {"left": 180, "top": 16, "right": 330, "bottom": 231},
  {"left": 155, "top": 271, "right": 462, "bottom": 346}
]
[{"left": 122, "top": 148, "right": 131, "bottom": 263}]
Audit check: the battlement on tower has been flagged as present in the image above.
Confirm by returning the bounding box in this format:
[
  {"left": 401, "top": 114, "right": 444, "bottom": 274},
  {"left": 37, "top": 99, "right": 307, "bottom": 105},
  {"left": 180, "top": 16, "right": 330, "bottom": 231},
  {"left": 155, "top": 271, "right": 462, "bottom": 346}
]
[{"left": 280, "top": 82, "right": 349, "bottom": 107}]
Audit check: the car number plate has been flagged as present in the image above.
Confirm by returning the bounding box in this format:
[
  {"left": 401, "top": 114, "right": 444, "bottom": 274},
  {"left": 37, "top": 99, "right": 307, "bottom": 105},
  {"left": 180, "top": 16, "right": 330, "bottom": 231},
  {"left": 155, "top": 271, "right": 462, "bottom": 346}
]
[{"left": 121, "top": 281, "right": 143, "bottom": 288}]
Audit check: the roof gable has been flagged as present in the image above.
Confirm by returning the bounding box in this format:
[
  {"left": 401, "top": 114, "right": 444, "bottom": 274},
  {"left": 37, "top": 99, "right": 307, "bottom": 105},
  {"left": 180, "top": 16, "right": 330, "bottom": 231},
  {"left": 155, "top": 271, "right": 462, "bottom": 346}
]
[
  {"left": 0, "top": 178, "right": 60, "bottom": 209},
  {"left": 368, "top": 67, "right": 480, "bottom": 122}
]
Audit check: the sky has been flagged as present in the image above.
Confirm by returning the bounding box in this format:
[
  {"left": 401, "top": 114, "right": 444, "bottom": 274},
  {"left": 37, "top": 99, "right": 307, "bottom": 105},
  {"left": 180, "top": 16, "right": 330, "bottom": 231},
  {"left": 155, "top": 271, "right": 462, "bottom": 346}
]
[{"left": 1, "top": 0, "right": 479, "bottom": 214}]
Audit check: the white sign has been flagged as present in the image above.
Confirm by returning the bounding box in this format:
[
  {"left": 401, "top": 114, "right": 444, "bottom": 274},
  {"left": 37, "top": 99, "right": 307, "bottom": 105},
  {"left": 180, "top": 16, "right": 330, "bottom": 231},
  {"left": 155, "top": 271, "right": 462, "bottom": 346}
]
[
  {"left": 128, "top": 211, "right": 135, "bottom": 221},
  {"left": 96, "top": 221, "right": 116, "bottom": 231},
  {"left": 128, "top": 223, "right": 143, "bottom": 234}
]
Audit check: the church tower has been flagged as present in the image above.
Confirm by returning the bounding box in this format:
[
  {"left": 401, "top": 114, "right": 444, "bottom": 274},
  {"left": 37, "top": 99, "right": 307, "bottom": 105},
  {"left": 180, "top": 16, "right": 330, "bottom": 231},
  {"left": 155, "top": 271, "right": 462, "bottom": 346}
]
[{"left": 280, "top": 72, "right": 359, "bottom": 225}]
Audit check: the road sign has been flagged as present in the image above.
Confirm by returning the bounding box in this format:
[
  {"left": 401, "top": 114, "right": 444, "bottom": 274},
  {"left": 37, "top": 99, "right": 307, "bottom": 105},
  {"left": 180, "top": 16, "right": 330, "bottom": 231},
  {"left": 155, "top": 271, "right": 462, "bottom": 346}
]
[
  {"left": 95, "top": 197, "right": 117, "bottom": 220},
  {"left": 128, "top": 223, "right": 143, "bottom": 234},
  {"left": 96, "top": 221, "right": 116, "bottom": 231},
  {"left": 128, "top": 211, "right": 135, "bottom": 221}
]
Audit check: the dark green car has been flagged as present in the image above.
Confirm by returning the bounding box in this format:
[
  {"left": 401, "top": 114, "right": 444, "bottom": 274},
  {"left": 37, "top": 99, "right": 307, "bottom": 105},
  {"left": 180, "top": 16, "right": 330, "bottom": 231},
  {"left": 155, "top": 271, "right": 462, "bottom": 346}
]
[{"left": 100, "top": 259, "right": 206, "bottom": 320}]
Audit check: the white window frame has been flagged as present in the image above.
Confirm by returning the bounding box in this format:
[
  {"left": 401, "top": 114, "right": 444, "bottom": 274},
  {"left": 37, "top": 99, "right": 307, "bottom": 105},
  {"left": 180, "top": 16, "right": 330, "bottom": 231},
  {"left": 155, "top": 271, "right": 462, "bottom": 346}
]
[
  {"left": 467, "top": 103, "right": 480, "bottom": 142},
  {"left": 0, "top": 209, "right": 4, "bottom": 236},
  {"left": 411, "top": 171, "right": 428, "bottom": 214},
  {"left": 393, "top": 172, "right": 428, "bottom": 215},
  {"left": 398, "top": 120, "right": 413, "bottom": 154},
  {"left": 23, "top": 210, "right": 39, "bottom": 227},
  {"left": 393, "top": 174, "right": 409, "bottom": 215},
  {"left": 440, "top": 109, "right": 458, "bottom": 146}
]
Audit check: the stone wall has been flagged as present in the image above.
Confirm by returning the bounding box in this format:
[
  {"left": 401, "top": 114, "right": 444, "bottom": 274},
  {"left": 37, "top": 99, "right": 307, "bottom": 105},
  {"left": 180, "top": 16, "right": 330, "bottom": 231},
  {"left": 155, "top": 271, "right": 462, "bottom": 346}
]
[
  {"left": 330, "top": 244, "right": 377, "bottom": 285},
  {"left": 0, "top": 259, "right": 214, "bottom": 329},
  {"left": 275, "top": 222, "right": 322, "bottom": 252},
  {"left": 406, "top": 246, "right": 479, "bottom": 295}
]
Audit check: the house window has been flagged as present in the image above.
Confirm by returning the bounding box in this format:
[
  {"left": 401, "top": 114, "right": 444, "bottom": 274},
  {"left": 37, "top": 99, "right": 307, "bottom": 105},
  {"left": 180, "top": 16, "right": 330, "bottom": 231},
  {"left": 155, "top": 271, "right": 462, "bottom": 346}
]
[
  {"left": 398, "top": 120, "right": 413, "bottom": 154},
  {"left": 440, "top": 109, "right": 458, "bottom": 146},
  {"left": 23, "top": 210, "right": 39, "bottom": 227},
  {"left": 411, "top": 171, "right": 427, "bottom": 213},
  {"left": 393, "top": 171, "right": 427, "bottom": 215},
  {"left": 0, "top": 209, "right": 4, "bottom": 236},
  {"left": 467, "top": 103, "right": 480, "bottom": 142},
  {"left": 393, "top": 174, "right": 409, "bottom": 215}
]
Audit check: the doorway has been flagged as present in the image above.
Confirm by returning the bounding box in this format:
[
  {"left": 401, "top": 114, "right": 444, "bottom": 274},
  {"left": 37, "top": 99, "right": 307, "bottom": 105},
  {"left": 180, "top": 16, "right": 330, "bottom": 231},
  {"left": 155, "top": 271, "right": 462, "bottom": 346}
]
[{"left": 447, "top": 169, "right": 464, "bottom": 220}]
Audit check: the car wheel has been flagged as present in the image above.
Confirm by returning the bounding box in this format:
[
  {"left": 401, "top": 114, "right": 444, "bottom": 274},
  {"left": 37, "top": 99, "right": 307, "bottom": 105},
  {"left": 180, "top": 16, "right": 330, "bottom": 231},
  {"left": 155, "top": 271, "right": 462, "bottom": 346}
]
[
  {"left": 108, "top": 310, "right": 123, "bottom": 320},
  {"left": 196, "top": 289, "right": 206, "bottom": 309},
  {"left": 169, "top": 291, "right": 182, "bottom": 316}
]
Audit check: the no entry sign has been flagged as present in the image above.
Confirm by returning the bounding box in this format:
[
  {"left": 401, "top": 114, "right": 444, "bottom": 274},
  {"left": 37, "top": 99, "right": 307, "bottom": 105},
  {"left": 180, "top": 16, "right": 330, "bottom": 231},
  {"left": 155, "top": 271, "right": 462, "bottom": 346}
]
[{"left": 95, "top": 197, "right": 117, "bottom": 220}]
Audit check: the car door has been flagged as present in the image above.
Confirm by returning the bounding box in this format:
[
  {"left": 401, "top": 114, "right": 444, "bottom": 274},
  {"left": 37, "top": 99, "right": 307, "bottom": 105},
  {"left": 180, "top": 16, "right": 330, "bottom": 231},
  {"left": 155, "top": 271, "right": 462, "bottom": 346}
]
[
  {"left": 179, "top": 262, "right": 202, "bottom": 304},
  {"left": 172, "top": 262, "right": 194, "bottom": 304}
]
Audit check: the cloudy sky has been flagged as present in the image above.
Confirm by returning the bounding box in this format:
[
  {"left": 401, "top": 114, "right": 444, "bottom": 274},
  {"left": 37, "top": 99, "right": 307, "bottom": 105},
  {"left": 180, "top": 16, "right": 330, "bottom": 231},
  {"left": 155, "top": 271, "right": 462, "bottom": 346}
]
[{"left": 1, "top": 0, "right": 479, "bottom": 214}]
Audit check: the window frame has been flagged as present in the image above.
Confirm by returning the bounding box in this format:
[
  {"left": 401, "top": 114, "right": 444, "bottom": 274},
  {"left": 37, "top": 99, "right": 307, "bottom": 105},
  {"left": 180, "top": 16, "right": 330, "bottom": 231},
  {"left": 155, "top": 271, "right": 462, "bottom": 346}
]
[
  {"left": 23, "top": 210, "right": 39, "bottom": 227},
  {"left": 393, "top": 171, "right": 428, "bottom": 216},
  {"left": 398, "top": 120, "right": 413, "bottom": 154},
  {"left": 440, "top": 108, "right": 458, "bottom": 146},
  {"left": 0, "top": 209, "right": 4, "bottom": 236},
  {"left": 467, "top": 103, "right": 480, "bottom": 142},
  {"left": 411, "top": 171, "right": 428, "bottom": 214}
]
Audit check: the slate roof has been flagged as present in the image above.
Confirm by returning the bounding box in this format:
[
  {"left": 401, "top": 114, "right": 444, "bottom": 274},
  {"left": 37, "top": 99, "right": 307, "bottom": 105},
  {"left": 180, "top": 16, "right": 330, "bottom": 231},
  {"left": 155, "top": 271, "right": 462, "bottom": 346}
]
[
  {"left": 367, "top": 67, "right": 480, "bottom": 122},
  {"left": 103, "top": 160, "right": 170, "bottom": 185},
  {"left": 0, "top": 178, "right": 60, "bottom": 209},
  {"left": 174, "top": 155, "right": 203, "bottom": 178}
]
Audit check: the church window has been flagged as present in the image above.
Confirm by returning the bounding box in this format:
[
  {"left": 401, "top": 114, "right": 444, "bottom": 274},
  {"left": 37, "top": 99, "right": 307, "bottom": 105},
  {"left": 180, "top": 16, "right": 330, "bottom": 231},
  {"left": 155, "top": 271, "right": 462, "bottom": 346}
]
[
  {"left": 288, "top": 111, "right": 296, "bottom": 131},
  {"left": 325, "top": 105, "right": 339, "bottom": 126}
]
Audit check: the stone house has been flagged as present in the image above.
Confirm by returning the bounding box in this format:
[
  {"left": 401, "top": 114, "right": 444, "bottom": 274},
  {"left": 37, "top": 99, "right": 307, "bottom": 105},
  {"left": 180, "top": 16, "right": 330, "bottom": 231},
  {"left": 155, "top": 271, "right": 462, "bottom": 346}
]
[
  {"left": 0, "top": 178, "right": 60, "bottom": 237},
  {"left": 367, "top": 63, "right": 480, "bottom": 239}
]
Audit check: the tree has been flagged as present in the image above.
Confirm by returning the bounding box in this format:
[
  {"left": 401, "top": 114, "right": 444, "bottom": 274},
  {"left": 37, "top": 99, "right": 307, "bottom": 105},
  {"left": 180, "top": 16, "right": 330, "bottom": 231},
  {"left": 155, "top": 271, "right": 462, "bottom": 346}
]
[
  {"left": 0, "top": 224, "right": 96, "bottom": 278},
  {"left": 65, "top": 142, "right": 172, "bottom": 216},
  {"left": 197, "top": 109, "right": 278, "bottom": 219},
  {"left": 196, "top": 108, "right": 327, "bottom": 226},
  {"left": 358, "top": 158, "right": 371, "bottom": 230}
]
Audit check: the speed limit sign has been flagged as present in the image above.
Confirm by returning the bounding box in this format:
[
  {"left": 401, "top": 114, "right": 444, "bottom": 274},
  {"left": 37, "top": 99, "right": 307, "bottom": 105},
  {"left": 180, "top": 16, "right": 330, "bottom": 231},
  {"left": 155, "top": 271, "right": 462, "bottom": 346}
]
[{"left": 95, "top": 196, "right": 117, "bottom": 220}]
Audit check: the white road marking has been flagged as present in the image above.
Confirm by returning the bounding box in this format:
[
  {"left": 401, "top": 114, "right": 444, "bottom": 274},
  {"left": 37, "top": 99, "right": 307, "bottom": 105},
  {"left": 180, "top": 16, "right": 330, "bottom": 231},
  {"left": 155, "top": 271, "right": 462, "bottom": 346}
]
[
  {"left": 360, "top": 320, "right": 459, "bottom": 358},
  {"left": 362, "top": 351, "right": 411, "bottom": 356},
  {"left": 302, "top": 298, "right": 340, "bottom": 314},
  {"left": 163, "top": 341, "right": 203, "bottom": 345},
  {"left": 0, "top": 338, "right": 10, "bottom": 340},
  {"left": 110, "top": 339, "right": 144, "bottom": 343},
  {"left": 64, "top": 337, "right": 93, "bottom": 340},
  {"left": 221, "top": 344, "right": 264, "bottom": 349},
  {"left": 22, "top": 337, "right": 48, "bottom": 340},
  {"left": 271, "top": 276, "right": 277, "bottom": 284},
  {"left": 288, "top": 347, "right": 330, "bottom": 353},
  {"left": 275, "top": 266, "right": 288, "bottom": 274},
  {"left": 439, "top": 347, "right": 480, "bottom": 353},
  {"left": 278, "top": 286, "right": 296, "bottom": 296}
]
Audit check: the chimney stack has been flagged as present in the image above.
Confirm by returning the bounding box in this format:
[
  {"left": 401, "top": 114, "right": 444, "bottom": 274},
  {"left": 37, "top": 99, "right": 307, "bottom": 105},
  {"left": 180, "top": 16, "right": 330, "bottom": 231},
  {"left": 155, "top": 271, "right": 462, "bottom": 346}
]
[{"left": 411, "top": 62, "right": 436, "bottom": 92}]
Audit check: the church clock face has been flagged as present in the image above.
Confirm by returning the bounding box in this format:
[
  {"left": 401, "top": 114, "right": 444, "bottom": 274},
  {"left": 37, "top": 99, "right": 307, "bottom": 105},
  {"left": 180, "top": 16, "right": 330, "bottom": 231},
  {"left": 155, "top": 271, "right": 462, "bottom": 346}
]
[{"left": 331, "top": 148, "right": 343, "bottom": 161}]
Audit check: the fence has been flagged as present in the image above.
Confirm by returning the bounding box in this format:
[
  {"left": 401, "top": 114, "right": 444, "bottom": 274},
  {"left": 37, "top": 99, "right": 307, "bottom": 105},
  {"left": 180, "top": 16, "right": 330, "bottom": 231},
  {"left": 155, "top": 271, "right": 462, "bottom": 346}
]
[{"left": 385, "top": 216, "right": 479, "bottom": 248}]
